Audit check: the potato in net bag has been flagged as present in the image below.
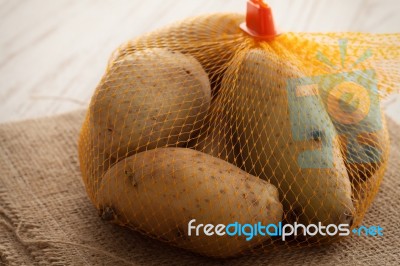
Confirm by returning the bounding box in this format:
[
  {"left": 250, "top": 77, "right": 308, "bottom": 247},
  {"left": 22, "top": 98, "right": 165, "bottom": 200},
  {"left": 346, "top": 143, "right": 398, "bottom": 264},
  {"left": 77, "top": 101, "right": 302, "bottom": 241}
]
[{"left": 79, "top": 0, "right": 399, "bottom": 258}]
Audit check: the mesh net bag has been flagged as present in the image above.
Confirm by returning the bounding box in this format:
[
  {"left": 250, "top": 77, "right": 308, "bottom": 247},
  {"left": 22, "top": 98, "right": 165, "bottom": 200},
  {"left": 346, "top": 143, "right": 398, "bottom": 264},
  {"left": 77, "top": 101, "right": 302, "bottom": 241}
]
[{"left": 78, "top": 0, "right": 399, "bottom": 258}]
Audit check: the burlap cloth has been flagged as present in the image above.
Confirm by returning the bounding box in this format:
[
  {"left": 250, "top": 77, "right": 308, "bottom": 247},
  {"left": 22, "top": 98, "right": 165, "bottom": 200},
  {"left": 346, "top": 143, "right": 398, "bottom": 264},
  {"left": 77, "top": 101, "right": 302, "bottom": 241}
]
[{"left": 0, "top": 110, "right": 399, "bottom": 266}]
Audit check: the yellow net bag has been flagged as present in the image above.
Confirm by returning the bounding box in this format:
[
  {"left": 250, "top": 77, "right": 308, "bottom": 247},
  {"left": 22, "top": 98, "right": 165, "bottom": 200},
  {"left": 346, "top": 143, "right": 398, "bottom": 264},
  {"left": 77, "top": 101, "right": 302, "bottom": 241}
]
[{"left": 78, "top": 0, "right": 399, "bottom": 258}]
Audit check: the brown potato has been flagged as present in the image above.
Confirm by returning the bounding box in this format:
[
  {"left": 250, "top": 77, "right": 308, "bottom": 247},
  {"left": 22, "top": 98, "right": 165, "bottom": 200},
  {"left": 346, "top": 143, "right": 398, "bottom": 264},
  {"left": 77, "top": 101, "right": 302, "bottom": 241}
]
[
  {"left": 96, "top": 148, "right": 283, "bottom": 258},
  {"left": 218, "top": 49, "right": 354, "bottom": 229},
  {"left": 79, "top": 48, "right": 211, "bottom": 199}
]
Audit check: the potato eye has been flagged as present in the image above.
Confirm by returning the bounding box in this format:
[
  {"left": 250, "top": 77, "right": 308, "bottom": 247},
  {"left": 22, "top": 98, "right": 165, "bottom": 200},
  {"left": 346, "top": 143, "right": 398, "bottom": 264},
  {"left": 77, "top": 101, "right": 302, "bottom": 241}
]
[{"left": 309, "top": 130, "right": 323, "bottom": 141}]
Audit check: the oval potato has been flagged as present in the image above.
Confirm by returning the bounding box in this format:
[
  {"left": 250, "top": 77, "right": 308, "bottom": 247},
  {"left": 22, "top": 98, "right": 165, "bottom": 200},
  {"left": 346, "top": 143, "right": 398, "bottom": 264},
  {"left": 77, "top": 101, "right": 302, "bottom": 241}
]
[
  {"left": 96, "top": 148, "right": 283, "bottom": 258},
  {"left": 91, "top": 48, "right": 211, "bottom": 158},
  {"left": 80, "top": 48, "right": 211, "bottom": 194},
  {"left": 218, "top": 49, "right": 354, "bottom": 231}
]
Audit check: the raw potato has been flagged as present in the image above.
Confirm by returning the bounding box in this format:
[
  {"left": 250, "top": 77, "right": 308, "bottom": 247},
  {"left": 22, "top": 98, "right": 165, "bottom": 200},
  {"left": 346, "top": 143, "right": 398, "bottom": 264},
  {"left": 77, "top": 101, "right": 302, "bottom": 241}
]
[
  {"left": 322, "top": 83, "right": 389, "bottom": 223},
  {"left": 96, "top": 148, "right": 283, "bottom": 258},
  {"left": 219, "top": 49, "right": 354, "bottom": 229},
  {"left": 79, "top": 48, "right": 211, "bottom": 201},
  {"left": 85, "top": 48, "right": 211, "bottom": 178}
]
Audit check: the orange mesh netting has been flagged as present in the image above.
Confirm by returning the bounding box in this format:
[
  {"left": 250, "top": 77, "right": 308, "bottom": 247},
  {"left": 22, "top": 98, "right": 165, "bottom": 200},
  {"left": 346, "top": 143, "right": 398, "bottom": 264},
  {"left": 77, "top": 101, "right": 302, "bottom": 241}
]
[{"left": 78, "top": 0, "right": 399, "bottom": 258}]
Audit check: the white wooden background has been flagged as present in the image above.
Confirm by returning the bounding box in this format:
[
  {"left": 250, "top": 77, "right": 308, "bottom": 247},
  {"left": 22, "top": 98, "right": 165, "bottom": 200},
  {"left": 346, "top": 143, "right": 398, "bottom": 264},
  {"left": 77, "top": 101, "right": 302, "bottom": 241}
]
[{"left": 0, "top": 0, "right": 399, "bottom": 123}]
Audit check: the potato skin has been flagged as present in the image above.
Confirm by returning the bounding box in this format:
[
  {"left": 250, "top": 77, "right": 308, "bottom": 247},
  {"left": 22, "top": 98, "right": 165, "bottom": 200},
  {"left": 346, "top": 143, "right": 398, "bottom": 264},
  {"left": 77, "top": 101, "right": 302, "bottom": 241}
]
[
  {"left": 91, "top": 48, "right": 210, "bottom": 156},
  {"left": 80, "top": 48, "right": 211, "bottom": 192},
  {"left": 219, "top": 49, "right": 354, "bottom": 230},
  {"left": 96, "top": 148, "right": 283, "bottom": 258},
  {"left": 318, "top": 79, "right": 389, "bottom": 226}
]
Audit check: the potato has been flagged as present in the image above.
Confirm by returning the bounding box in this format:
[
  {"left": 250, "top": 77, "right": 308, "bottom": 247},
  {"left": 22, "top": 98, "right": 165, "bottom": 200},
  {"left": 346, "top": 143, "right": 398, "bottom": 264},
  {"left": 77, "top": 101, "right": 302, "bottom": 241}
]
[
  {"left": 88, "top": 48, "right": 210, "bottom": 171},
  {"left": 218, "top": 49, "right": 354, "bottom": 229},
  {"left": 79, "top": 48, "right": 211, "bottom": 200},
  {"left": 321, "top": 82, "right": 389, "bottom": 223},
  {"left": 96, "top": 148, "right": 283, "bottom": 258}
]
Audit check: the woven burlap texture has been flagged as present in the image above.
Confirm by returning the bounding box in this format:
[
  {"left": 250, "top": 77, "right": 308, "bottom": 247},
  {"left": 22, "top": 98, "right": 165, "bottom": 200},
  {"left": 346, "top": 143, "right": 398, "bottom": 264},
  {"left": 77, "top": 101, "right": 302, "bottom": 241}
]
[{"left": 0, "top": 110, "right": 399, "bottom": 265}]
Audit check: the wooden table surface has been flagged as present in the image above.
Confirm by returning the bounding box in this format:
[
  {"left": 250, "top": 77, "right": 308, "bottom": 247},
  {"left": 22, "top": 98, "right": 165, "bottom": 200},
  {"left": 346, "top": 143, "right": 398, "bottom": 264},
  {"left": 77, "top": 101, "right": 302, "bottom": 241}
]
[{"left": 0, "top": 0, "right": 399, "bottom": 124}]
